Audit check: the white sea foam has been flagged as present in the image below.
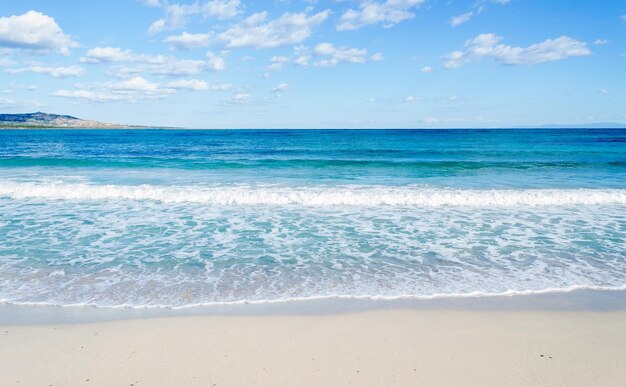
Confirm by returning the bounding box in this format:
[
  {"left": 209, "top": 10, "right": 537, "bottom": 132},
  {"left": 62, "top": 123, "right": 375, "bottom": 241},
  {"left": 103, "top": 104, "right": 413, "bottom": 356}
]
[
  {"left": 2, "top": 285, "right": 626, "bottom": 310},
  {"left": 2, "top": 182, "right": 626, "bottom": 206}
]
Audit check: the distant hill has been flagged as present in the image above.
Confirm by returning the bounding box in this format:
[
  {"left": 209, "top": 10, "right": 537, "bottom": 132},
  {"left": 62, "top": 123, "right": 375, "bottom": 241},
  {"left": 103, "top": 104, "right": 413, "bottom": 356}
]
[{"left": 0, "top": 112, "right": 146, "bottom": 129}]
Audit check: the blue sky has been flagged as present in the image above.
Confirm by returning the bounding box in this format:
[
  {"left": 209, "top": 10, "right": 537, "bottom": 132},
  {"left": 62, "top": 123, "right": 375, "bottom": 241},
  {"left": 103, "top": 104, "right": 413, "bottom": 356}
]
[{"left": 0, "top": 0, "right": 624, "bottom": 128}]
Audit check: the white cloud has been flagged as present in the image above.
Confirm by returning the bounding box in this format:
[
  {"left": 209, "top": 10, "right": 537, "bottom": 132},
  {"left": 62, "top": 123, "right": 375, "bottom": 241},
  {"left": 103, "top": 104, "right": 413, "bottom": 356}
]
[
  {"left": 272, "top": 83, "right": 289, "bottom": 93},
  {"left": 370, "top": 52, "right": 384, "bottom": 61},
  {"left": 164, "top": 32, "right": 214, "bottom": 50},
  {"left": 593, "top": 39, "right": 609, "bottom": 45},
  {"left": 115, "top": 58, "right": 212, "bottom": 76},
  {"left": 80, "top": 47, "right": 134, "bottom": 63},
  {"left": 206, "top": 51, "right": 226, "bottom": 71},
  {"left": 3, "top": 83, "right": 37, "bottom": 94},
  {"left": 224, "top": 92, "right": 252, "bottom": 104},
  {"left": 420, "top": 65, "right": 433, "bottom": 73},
  {"left": 217, "top": 10, "right": 330, "bottom": 48},
  {"left": 53, "top": 89, "right": 124, "bottom": 102},
  {"left": 444, "top": 33, "right": 591, "bottom": 68},
  {"left": 294, "top": 55, "right": 310, "bottom": 66},
  {"left": 149, "top": 19, "right": 167, "bottom": 35},
  {"left": 164, "top": 8, "right": 330, "bottom": 50},
  {"left": 449, "top": 12, "right": 474, "bottom": 27},
  {"left": 423, "top": 117, "right": 439, "bottom": 124},
  {"left": 0, "top": 11, "right": 77, "bottom": 55},
  {"left": 405, "top": 95, "right": 416, "bottom": 102},
  {"left": 4, "top": 63, "right": 84, "bottom": 78},
  {"left": 449, "top": 0, "right": 510, "bottom": 30},
  {"left": 599, "top": 88, "right": 608, "bottom": 94},
  {"left": 267, "top": 55, "right": 290, "bottom": 71},
  {"left": 202, "top": 0, "right": 241, "bottom": 19},
  {"left": 448, "top": 94, "right": 458, "bottom": 101},
  {"left": 81, "top": 47, "right": 226, "bottom": 75},
  {"left": 313, "top": 43, "right": 370, "bottom": 66},
  {"left": 114, "top": 76, "right": 160, "bottom": 92},
  {"left": 294, "top": 44, "right": 308, "bottom": 55},
  {"left": 165, "top": 79, "right": 208, "bottom": 90},
  {"left": 148, "top": 1, "right": 241, "bottom": 34},
  {"left": 0, "top": 97, "right": 43, "bottom": 108},
  {"left": 52, "top": 76, "right": 211, "bottom": 103},
  {"left": 620, "top": 14, "right": 626, "bottom": 22},
  {"left": 337, "top": 0, "right": 425, "bottom": 31},
  {"left": 141, "top": 0, "right": 161, "bottom": 7},
  {"left": 207, "top": 83, "right": 234, "bottom": 91}
]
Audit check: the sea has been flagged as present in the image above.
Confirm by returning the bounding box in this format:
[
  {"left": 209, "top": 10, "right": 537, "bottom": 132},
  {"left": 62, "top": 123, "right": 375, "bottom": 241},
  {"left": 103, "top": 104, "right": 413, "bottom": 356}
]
[{"left": 0, "top": 129, "right": 625, "bottom": 309}]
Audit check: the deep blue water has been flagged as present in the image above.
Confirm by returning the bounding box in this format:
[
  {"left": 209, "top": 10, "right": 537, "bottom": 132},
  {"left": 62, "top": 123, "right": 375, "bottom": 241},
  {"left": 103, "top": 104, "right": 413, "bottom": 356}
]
[{"left": 0, "top": 129, "right": 625, "bottom": 307}]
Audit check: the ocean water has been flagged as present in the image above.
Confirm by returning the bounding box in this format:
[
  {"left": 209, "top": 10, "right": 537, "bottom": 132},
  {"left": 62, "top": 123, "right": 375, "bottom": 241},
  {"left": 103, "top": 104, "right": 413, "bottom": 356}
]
[{"left": 0, "top": 129, "right": 625, "bottom": 308}]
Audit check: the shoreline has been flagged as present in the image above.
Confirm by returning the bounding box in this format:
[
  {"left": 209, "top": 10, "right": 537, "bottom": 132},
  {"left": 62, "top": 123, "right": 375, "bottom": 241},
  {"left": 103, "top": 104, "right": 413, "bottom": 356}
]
[{"left": 2, "top": 288, "right": 626, "bottom": 325}]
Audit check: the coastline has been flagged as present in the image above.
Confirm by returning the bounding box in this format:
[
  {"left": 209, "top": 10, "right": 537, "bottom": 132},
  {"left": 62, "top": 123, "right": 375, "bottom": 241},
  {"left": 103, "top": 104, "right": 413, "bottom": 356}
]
[
  {"left": 2, "top": 288, "right": 626, "bottom": 325},
  {"left": 2, "top": 291, "right": 626, "bottom": 386}
]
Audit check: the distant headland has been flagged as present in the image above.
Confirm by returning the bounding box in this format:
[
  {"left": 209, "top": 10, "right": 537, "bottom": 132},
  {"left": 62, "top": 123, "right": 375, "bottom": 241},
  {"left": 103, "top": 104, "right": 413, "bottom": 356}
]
[{"left": 0, "top": 112, "right": 147, "bottom": 129}]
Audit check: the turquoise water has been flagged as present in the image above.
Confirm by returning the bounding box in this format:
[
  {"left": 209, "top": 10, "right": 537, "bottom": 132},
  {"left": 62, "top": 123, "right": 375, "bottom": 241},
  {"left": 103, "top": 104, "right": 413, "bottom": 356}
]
[{"left": 0, "top": 129, "right": 625, "bottom": 307}]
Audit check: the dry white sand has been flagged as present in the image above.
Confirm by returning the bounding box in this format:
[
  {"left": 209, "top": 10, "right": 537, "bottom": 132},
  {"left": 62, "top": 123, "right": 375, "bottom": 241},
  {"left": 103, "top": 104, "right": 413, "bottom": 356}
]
[{"left": 1, "top": 310, "right": 625, "bottom": 386}]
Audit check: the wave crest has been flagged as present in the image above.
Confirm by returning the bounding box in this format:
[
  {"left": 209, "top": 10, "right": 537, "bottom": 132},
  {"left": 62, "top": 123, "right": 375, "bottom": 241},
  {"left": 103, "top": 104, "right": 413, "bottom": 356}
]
[{"left": 2, "top": 182, "right": 626, "bottom": 206}]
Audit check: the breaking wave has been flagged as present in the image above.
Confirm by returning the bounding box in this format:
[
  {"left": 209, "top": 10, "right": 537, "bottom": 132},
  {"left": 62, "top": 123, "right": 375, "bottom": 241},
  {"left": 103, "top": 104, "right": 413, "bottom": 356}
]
[{"left": 2, "top": 182, "right": 626, "bottom": 206}]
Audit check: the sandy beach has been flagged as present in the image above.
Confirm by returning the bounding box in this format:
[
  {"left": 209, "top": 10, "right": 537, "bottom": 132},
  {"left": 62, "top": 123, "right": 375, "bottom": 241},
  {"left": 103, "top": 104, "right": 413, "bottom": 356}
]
[{"left": 2, "top": 308, "right": 626, "bottom": 386}]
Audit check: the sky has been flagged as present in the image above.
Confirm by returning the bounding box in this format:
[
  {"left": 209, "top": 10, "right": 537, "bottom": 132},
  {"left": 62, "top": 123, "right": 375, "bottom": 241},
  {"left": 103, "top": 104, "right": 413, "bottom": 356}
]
[{"left": 0, "top": 0, "right": 624, "bottom": 128}]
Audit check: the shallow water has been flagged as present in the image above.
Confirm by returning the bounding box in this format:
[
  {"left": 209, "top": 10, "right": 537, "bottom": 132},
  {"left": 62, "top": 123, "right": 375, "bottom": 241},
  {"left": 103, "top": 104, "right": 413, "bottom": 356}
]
[{"left": 1, "top": 129, "right": 625, "bottom": 307}]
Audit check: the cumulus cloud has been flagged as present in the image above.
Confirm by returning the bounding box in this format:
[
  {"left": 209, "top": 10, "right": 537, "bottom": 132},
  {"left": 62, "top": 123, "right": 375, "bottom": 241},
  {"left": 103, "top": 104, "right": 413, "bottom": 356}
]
[
  {"left": 80, "top": 46, "right": 226, "bottom": 75},
  {"left": 149, "top": 19, "right": 167, "bottom": 35},
  {"left": 53, "top": 76, "right": 212, "bottom": 103},
  {"left": 0, "top": 96, "right": 43, "bottom": 109},
  {"left": 163, "top": 8, "right": 330, "bottom": 50},
  {"left": 312, "top": 43, "right": 371, "bottom": 66},
  {"left": 206, "top": 51, "right": 226, "bottom": 71},
  {"left": 148, "top": 0, "right": 241, "bottom": 34},
  {"left": 54, "top": 79, "right": 171, "bottom": 103},
  {"left": 337, "top": 0, "right": 425, "bottom": 31},
  {"left": 449, "top": 0, "right": 511, "bottom": 29},
  {"left": 163, "top": 32, "right": 214, "bottom": 50},
  {"left": 80, "top": 47, "right": 134, "bottom": 63},
  {"left": 141, "top": 0, "right": 162, "bottom": 7},
  {"left": 443, "top": 33, "right": 591, "bottom": 68},
  {"left": 206, "top": 83, "right": 234, "bottom": 91},
  {"left": 217, "top": 10, "right": 330, "bottom": 48},
  {"left": 293, "top": 55, "right": 310, "bottom": 66},
  {"left": 3, "top": 83, "right": 37, "bottom": 94},
  {"left": 420, "top": 65, "right": 433, "bottom": 73},
  {"left": 272, "top": 83, "right": 289, "bottom": 93},
  {"left": 202, "top": 0, "right": 241, "bottom": 19},
  {"left": 0, "top": 11, "right": 77, "bottom": 55},
  {"left": 224, "top": 92, "right": 252, "bottom": 104},
  {"left": 370, "top": 52, "right": 384, "bottom": 61},
  {"left": 4, "top": 63, "right": 84, "bottom": 78},
  {"left": 165, "top": 79, "right": 208, "bottom": 90},
  {"left": 267, "top": 56, "right": 290, "bottom": 71},
  {"left": 449, "top": 11, "right": 474, "bottom": 27},
  {"left": 593, "top": 39, "right": 608, "bottom": 45}
]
